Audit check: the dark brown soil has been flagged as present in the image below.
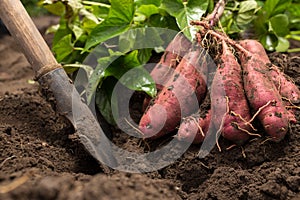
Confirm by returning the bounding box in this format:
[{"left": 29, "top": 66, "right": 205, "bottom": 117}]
[{"left": 0, "top": 16, "right": 300, "bottom": 200}]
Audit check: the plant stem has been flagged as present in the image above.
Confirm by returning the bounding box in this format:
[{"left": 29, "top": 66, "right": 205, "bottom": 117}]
[
  {"left": 206, "top": 0, "right": 226, "bottom": 26},
  {"left": 82, "top": 1, "right": 111, "bottom": 8},
  {"left": 288, "top": 48, "right": 300, "bottom": 53}
]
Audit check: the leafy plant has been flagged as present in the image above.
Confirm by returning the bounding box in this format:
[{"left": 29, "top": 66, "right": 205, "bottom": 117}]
[
  {"left": 41, "top": 0, "right": 300, "bottom": 124},
  {"left": 40, "top": 0, "right": 210, "bottom": 124},
  {"left": 219, "top": 0, "right": 261, "bottom": 36},
  {"left": 220, "top": 0, "right": 300, "bottom": 52}
]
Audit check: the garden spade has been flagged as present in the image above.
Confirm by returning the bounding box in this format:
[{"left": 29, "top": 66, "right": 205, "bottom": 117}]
[{"left": 0, "top": 0, "right": 117, "bottom": 168}]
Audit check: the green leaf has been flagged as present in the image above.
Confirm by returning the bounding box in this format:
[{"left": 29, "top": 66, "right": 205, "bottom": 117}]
[
  {"left": 288, "top": 3, "right": 300, "bottom": 18},
  {"left": 239, "top": 0, "right": 258, "bottom": 13},
  {"left": 85, "top": 0, "right": 134, "bottom": 50},
  {"left": 52, "top": 18, "right": 72, "bottom": 46},
  {"left": 80, "top": 8, "right": 100, "bottom": 24},
  {"left": 227, "top": 21, "right": 243, "bottom": 34},
  {"left": 102, "top": 50, "right": 156, "bottom": 97},
  {"left": 236, "top": 13, "right": 255, "bottom": 26},
  {"left": 161, "top": 0, "right": 209, "bottom": 39},
  {"left": 137, "top": 4, "right": 160, "bottom": 17},
  {"left": 109, "top": 0, "right": 134, "bottom": 22},
  {"left": 147, "top": 14, "right": 179, "bottom": 30},
  {"left": 43, "top": 1, "right": 65, "bottom": 16},
  {"left": 260, "top": 34, "right": 278, "bottom": 51},
  {"left": 86, "top": 50, "right": 124, "bottom": 103},
  {"left": 52, "top": 34, "right": 74, "bottom": 62},
  {"left": 118, "top": 28, "right": 164, "bottom": 53},
  {"left": 134, "top": 0, "right": 161, "bottom": 7},
  {"left": 264, "top": 0, "right": 280, "bottom": 18},
  {"left": 81, "top": 8, "right": 102, "bottom": 32},
  {"left": 105, "top": 50, "right": 141, "bottom": 78},
  {"left": 138, "top": 48, "right": 152, "bottom": 64},
  {"left": 95, "top": 77, "right": 118, "bottom": 125},
  {"left": 271, "top": 0, "right": 292, "bottom": 17},
  {"left": 85, "top": 24, "right": 130, "bottom": 50},
  {"left": 82, "top": 19, "right": 99, "bottom": 33},
  {"left": 60, "top": 49, "right": 89, "bottom": 64},
  {"left": 123, "top": 50, "right": 141, "bottom": 69},
  {"left": 275, "top": 37, "right": 290, "bottom": 52},
  {"left": 207, "top": 0, "right": 214, "bottom": 13},
  {"left": 46, "top": 24, "right": 60, "bottom": 34},
  {"left": 264, "top": 0, "right": 292, "bottom": 18},
  {"left": 119, "top": 66, "right": 156, "bottom": 97},
  {"left": 67, "top": 0, "right": 84, "bottom": 12},
  {"left": 161, "top": 0, "right": 183, "bottom": 16},
  {"left": 253, "top": 13, "right": 268, "bottom": 36},
  {"left": 71, "top": 24, "right": 84, "bottom": 40},
  {"left": 269, "top": 14, "right": 289, "bottom": 36},
  {"left": 90, "top": 5, "right": 110, "bottom": 19},
  {"left": 63, "top": 64, "right": 94, "bottom": 78}
]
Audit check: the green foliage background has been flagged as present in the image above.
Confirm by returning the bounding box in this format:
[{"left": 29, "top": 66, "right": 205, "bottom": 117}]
[{"left": 21, "top": 0, "right": 47, "bottom": 16}]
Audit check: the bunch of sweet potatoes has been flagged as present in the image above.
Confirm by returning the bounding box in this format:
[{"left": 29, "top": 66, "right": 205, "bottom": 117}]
[{"left": 138, "top": 25, "right": 299, "bottom": 147}]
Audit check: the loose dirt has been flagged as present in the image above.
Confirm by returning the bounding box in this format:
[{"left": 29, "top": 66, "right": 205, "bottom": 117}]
[{"left": 0, "top": 16, "right": 299, "bottom": 200}]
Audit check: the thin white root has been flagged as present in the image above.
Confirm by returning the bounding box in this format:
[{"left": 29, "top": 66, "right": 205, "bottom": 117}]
[
  {"left": 230, "top": 111, "right": 257, "bottom": 131},
  {"left": 124, "top": 117, "right": 144, "bottom": 136},
  {"left": 282, "top": 97, "right": 300, "bottom": 109},
  {"left": 232, "top": 122, "right": 261, "bottom": 137},
  {"left": 191, "top": 116, "right": 205, "bottom": 137},
  {"left": 206, "top": 30, "right": 250, "bottom": 56},
  {"left": 215, "top": 96, "right": 230, "bottom": 152},
  {"left": 247, "top": 100, "right": 273, "bottom": 124},
  {"left": 260, "top": 137, "right": 272, "bottom": 145},
  {"left": 226, "top": 144, "right": 236, "bottom": 151},
  {"left": 241, "top": 146, "right": 246, "bottom": 158},
  {"left": 0, "top": 155, "right": 16, "bottom": 169}
]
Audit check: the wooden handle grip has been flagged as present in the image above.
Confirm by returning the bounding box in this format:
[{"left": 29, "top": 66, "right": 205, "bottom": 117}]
[{"left": 0, "top": 0, "right": 58, "bottom": 73}]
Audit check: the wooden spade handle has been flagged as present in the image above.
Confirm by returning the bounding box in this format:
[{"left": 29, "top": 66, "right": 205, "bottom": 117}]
[{"left": 0, "top": 0, "right": 58, "bottom": 73}]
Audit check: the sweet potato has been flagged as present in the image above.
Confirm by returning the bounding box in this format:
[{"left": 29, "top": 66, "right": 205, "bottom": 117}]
[
  {"left": 239, "top": 40, "right": 296, "bottom": 124},
  {"left": 205, "top": 31, "right": 293, "bottom": 141},
  {"left": 211, "top": 41, "right": 254, "bottom": 144},
  {"left": 177, "top": 110, "right": 211, "bottom": 144},
  {"left": 142, "top": 34, "right": 192, "bottom": 111},
  {"left": 150, "top": 34, "right": 192, "bottom": 91},
  {"left": 239, "top": 39, "right": 300, "bottom": 104},
  {"left": 238, "top": 45, "right": 290, "bottom": 142},
  {"left": 139, "top": 47, "right": 208, "bottom": 138}
]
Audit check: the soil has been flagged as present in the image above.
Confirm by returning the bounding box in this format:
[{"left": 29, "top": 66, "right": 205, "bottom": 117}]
[{"left": 0, "top": 16, "right": 300, "bottom": 200}]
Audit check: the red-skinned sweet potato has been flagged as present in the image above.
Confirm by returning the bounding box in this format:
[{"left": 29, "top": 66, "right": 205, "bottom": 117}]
[
  {"left": 150, "top": 34, "right": 192, "bottom": 91},
  {"left": 238, "top": 46, "right": 290, "bottom": 142},
  {"left": 139, "top": 47, "right": 208, "bottom": 138},
  {"left": 177, "top": 110, "right": 211, "bottom": 144},
  {"left": 211, "top": 41, "right": 254, "bottom": 144},
  {"left": 239, "top": 39, "right": 300, "bottom": 104},
  {"left": 205, "top": 31, "right": 293, "bottom": 141},
  {"left": 142, "top": 34, "right": 192, "bottom": 111}
]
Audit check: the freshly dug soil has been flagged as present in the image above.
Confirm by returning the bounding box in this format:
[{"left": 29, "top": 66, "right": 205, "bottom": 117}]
[{"left": 0, "top": 16, "right": 299, "bottom": 200}]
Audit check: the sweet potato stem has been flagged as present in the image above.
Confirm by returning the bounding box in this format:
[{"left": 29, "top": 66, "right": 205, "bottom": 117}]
[
  {"left": 206, "top": 0, "right": 226, "bottom": 26},
  {"left": 206, "top": 30, "right": 250, "bottom": 57}
]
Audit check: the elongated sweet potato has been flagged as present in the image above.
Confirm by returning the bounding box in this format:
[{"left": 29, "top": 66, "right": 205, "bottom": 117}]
[
  {"left": 139, "top": 47, "right": 208, "bottom": 138},
  {"left": 238, "top": 45, "right": 290, "bottom": 142},
  {"left": 239, "top": 39, "right": 300, "bottom": 104},
  {"left": 142, "top": 34, "right": 192, "bottom": 111},
  {"left": 150, "top": 34, "right": 192, "bottom": 91},
  {"left": 211, "top": 41, "right": 253, "bottom": 144},
  {"left": 177, "top": 110, "right": 211, "bottom": 144}
]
